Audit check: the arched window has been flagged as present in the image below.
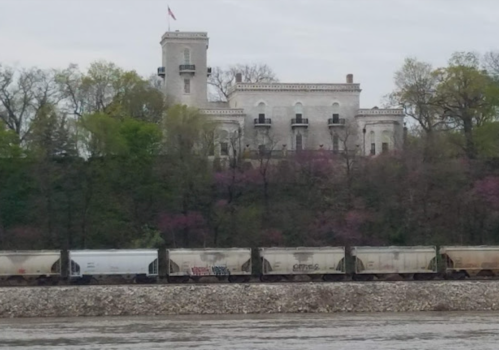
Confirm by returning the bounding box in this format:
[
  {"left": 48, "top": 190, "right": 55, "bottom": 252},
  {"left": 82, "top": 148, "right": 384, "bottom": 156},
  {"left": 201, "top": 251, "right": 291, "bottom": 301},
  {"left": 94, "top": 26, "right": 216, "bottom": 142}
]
[
  {"left": 382, "top": 130, "right": 391, "bottom": 153},
  {"left": 294, "top": 102, "right": 303, "bottom": 123},
  {"left": 332, "top": 103, "right": 340, "bottom": 124},
  {"left": 369, "top": 131, "right": 376, "bottom": 155},
  {"left": 183, "top": 48, "right": 191, "bottom": 65}
]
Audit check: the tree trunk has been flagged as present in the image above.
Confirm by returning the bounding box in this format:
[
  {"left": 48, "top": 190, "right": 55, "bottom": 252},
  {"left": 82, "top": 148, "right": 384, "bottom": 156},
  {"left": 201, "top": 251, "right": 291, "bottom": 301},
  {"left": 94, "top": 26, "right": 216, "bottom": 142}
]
[{"left": 463, "top": 116, "right": 476, "bottom": 159}]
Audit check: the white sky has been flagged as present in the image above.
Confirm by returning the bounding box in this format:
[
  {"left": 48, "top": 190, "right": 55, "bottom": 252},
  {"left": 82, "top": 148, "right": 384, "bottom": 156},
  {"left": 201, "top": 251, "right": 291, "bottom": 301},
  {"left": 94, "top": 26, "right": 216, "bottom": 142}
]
[{"left": 1, "top": 0, "right": 498, "bottom": 107}]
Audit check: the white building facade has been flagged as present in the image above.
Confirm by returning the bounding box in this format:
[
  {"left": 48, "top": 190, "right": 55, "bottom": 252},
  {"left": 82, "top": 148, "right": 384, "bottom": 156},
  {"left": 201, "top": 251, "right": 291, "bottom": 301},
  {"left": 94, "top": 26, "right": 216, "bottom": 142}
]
[{"left": 158, "top": 31, "right": 404, "bottom": 158}]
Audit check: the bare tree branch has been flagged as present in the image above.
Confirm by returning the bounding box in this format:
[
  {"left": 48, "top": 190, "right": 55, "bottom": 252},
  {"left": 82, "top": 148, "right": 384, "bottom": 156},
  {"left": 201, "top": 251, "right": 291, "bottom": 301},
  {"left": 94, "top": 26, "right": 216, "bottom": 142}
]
[{"left": 208, "top": 63, "right": 278, "bottom": 102}]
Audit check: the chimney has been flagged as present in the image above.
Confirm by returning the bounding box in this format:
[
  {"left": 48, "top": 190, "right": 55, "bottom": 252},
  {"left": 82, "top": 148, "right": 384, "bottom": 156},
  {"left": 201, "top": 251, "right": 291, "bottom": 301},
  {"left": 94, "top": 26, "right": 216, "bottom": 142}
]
[
  {"left": 235, "top": 73, "right": 242, "bottom": 83},
  {"left": 346, "top": 74, "right": 353, "bottom": 84}
]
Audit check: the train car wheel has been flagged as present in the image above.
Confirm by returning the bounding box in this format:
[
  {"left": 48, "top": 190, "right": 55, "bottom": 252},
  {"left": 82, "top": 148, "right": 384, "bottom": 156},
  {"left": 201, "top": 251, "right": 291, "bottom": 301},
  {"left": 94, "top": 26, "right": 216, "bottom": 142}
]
[
  {"left": 322, "top": 274, "right": 344, "bottom": 282},
  {"left": 7, "top": 276, "right": 28, "bottom": 286}
]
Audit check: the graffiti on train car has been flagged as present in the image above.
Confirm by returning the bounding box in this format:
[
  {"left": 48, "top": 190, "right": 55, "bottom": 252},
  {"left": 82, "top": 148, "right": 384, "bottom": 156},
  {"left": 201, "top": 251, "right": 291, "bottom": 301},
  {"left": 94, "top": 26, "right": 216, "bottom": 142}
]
[
  {"left": 212, "top": 266, "right": 230, "bottom": 275},
  {"left": 190, "top": 266, "right": 230, "bottom": 275},
  {"left": 293, "top": 264, "right": 319, "bottom": 272},
  {"left": 191, "top": 267, "right": 210, "bottom": 276}
]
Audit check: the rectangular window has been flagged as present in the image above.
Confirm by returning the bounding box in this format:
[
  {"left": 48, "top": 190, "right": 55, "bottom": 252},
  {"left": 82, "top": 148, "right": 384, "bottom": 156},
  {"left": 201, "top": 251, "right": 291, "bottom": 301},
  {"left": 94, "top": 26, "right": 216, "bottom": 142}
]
[
  {"left": 295, "top": 113, "right": 302, "bottom": 123},
  {"left": 184, "top": 79, "right": 190, "bottom": 94},
  {"left": 333, "top": 134, "right": 339, "bottom": 152},
  {"left": 258, "top": 113, "right": 265, "bottom": 123},
  {"left": 220, "top": 142, "right": 228, "bottom": 156},
  {"left": 332, "top": 113, "right": 339, "bottom": 124},
  {"left": 382, "top": 142, "right": 389, "bottom": 153},
  {"left": 370, "top": 143, "right": 376, "bottom": 155},
  {"left": 296, "top": 134, "right": 303, "bottom": 151}
]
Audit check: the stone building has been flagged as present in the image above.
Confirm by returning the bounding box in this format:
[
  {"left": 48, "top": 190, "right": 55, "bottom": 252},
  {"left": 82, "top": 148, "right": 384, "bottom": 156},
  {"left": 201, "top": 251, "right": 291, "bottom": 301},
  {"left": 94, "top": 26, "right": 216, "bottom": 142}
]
[{"left": 158, "top": 30, "right": 404, "bottom": 159}]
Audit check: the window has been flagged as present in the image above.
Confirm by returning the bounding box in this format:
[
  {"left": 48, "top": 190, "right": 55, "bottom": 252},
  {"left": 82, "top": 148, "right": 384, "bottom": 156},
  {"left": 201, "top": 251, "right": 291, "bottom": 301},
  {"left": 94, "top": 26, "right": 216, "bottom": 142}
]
[
  {"left": 258, "top": 113, "right": 265, "bottom": 123},
  {"left": 220, "top": 142, "right": 228, "bottom": 156},
  {"left": 382, "top": 143, "right": 389, "bottom": 153},
  {"left": 294, "top": 103, "right": 303, "bottom": 122},
  {"left": 184, "top": 79, "right": 190, "bottom": 93},
  {"left": 332, "top": 113, "right": 340, "bottom": 124},
  {"left": 333, "top": 134, "right": 339, "bottom": 152},
  {"left": 296, "top": 134, "right": 303, "bottom": 151},
  {"left": 183, "top": 48, "right": 191, "bottom": 64},
  {"left": 369, "top": 131, "right": 375, "bottom": 155},
  {"left": 382, "top": 130, "right": 391, "bottom": 153}
]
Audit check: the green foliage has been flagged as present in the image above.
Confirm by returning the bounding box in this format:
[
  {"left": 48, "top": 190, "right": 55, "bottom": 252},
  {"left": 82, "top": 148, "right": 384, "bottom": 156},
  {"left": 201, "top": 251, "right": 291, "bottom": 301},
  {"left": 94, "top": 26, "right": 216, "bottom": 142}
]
[
  {"left": 2, "top": 57, "right": 499, "bottom": 251},
  {"left": 0, "top": 122, "right": 22, "bottom": 158},
  {"left": 475, "top": 122, "right": 499, "bottom": 158}
]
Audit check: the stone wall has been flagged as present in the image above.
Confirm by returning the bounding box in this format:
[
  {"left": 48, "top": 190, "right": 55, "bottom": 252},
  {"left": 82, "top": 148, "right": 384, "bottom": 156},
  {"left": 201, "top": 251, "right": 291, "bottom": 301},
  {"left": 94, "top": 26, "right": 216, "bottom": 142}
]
[{"left": 1, "top": 281, "right": 498, "bottom": 318}]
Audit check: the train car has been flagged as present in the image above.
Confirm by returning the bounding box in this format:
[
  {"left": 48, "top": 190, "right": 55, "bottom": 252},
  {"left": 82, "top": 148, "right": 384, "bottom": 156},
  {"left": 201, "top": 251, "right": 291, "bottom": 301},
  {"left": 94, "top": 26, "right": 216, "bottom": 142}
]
[
  {"left": 167, "top": 248, "right": 251, "bottom": 283},
  {"left": 0, "top": 250, "right": 61, "bottom": 285},
  {"left": 351, "top": 246, "right": 437, "bottom": 280},
  {"left": 258, "top": 247, "right": 345, "bottom": 282},
  {"left": 440, "top": 246, "right": 499, "bottom": 279},
  {"left": 68, "top": 249, "right": 158, "bottom": 284}
]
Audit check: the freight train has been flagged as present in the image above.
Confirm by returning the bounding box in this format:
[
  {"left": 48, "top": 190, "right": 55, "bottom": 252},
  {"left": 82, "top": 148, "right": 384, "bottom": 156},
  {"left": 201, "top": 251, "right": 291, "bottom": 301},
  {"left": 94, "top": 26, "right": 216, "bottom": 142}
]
[{"left": 0, "top": 246, "right": 498, "bottom": 286}]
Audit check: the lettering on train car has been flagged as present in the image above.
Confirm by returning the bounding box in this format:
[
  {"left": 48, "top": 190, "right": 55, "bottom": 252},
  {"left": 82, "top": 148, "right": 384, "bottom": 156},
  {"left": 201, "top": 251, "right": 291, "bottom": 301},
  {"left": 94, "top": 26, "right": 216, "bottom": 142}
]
[{"left": 292, "top": 264, "right": 319, "bottom": 272}]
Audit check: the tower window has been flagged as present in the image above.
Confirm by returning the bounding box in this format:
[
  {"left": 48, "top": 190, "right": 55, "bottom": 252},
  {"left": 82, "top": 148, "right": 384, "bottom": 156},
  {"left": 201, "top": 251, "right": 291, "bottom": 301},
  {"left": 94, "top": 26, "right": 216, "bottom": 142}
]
[
  {"left": 184, "top": 79, "right": 190, "bottom": 94},
  {"left": 332, "top": 113, "right": 340, "bottom": 124},
  {"left": 183, "top": 48, "right": 191, "bottom": 64}
]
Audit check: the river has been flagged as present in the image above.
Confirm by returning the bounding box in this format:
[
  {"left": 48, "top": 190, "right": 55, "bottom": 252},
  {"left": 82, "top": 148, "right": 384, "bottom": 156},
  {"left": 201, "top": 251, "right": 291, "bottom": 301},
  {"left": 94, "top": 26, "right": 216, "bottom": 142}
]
[{"left": 1, "top": 312, "right": 498, "bottom": 349}]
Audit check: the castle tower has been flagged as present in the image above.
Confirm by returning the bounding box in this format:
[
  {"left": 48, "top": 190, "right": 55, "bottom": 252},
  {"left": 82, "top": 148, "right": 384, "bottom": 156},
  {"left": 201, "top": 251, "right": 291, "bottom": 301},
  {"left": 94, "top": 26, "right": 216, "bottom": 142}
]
[{"left": 158, "top": 31, "right": 210, "bottom": 107}]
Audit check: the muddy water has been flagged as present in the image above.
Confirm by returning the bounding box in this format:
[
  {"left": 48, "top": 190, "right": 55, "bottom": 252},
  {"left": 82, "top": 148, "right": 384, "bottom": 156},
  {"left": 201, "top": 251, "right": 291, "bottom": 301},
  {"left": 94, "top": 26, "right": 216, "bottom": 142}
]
[{"left": 1, "top": 313, "right": 499, "bottom": 349}]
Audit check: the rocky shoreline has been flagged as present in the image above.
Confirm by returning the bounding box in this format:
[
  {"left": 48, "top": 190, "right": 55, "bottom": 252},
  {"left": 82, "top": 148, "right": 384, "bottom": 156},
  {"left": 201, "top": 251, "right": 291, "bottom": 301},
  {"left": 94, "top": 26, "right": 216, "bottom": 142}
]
[{"left": 0, "top": 281, "right": 498, "bottom": 318}]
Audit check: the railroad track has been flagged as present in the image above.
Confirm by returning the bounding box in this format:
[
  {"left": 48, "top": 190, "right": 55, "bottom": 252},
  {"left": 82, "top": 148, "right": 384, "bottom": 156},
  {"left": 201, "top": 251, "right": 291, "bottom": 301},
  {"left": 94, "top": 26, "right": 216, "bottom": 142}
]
[{"left": 2, "top": 277, "right": 499, "bottom": 288}]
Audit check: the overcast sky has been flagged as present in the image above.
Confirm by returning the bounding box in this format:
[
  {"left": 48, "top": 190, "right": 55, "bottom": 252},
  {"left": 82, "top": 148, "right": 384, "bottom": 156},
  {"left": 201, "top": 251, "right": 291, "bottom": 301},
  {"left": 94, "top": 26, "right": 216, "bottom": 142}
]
[{"left": 1, "top": 0, "right": 498, "bottom": 107}]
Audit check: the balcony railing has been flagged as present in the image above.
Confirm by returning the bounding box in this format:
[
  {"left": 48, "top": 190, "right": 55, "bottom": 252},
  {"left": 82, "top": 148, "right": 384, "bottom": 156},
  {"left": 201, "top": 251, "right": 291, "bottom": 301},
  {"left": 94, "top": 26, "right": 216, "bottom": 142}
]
[
  {"left": 179, "top": 64, "right": 196, "bottom": 74},
  {"left": 291, "top": 118, "right": 309, "bottom": 127},
  {"left": 328, "top": 118, "right": 346, "bottom": 126},
  {"left": 254, "top": 118, "right": 272, "bottom": 126}
]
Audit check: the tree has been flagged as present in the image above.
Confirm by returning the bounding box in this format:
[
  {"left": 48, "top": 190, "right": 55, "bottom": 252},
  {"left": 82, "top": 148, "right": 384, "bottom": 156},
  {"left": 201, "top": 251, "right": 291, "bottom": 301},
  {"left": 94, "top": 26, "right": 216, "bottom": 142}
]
[
  {"left": 434, "top": 52, "right": 499, "bottom": 159},
  {"left": 57, "top": 61, "right": 166, "bottom": 123},
  {"left": 389, "top": 58, "right": 445, "bottom": 135},
  {"left": 0, "top": 65, "right": 60, "bottom": 141},
  {"left": 208, "top": 63, "right": 278, "bottom": 102}
]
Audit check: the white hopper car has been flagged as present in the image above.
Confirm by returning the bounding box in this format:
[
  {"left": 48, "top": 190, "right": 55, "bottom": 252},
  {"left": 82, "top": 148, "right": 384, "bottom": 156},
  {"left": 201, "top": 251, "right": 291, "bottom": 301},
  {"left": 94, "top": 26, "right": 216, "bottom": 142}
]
[
  {"left": 440, "top": 246, "right": 499, "bottom": 279},
  {"left": 167, "top": 248, "right": 252, "bottom": 283},
  {"left": 351, "top": 246, "right": 438, "bottom": 280},
  {"left": 259, "top": 247, "right": 345, "bottom": 282},
  {"left": 0, "top": 250, "right": 61, "bottom": 285},
  {"left": 69, "top": 249, "right": 159, "bottom": 284}
]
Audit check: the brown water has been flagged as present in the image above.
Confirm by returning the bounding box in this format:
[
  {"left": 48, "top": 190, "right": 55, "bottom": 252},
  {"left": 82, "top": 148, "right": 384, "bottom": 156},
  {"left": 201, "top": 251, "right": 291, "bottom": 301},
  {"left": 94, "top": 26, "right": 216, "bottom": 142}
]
[{"left": 0, "top": 313, "right": 499, "bottom": 349}]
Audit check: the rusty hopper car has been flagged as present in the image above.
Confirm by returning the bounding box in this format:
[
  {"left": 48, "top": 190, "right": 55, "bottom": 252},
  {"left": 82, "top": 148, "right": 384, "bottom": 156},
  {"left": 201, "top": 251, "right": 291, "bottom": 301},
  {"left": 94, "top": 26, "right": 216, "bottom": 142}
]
[
  {"left": 167, "top": 248, "right": 251, "bottom": 283},
  {"left": 0, "top": 250, "right": 61, "bottom": 285},
  {"left": 440, "top": 246, "right": 499, "bottom": 279},
  {"left": 69, "top": 249, "right": 158, "bottom": 284},
  {"left": 258, "top": 247, "right": 345, "bottom": 282},
  {"left": 351, "top": 246, "right": 437, "bottom": 281}
]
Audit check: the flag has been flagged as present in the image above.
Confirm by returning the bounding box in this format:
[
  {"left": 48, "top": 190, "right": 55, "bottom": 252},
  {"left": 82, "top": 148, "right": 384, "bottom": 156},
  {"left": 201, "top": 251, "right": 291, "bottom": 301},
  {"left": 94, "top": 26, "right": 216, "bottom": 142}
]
[{"left": 168, "top": 6, "right": 176, "bottom": 20}]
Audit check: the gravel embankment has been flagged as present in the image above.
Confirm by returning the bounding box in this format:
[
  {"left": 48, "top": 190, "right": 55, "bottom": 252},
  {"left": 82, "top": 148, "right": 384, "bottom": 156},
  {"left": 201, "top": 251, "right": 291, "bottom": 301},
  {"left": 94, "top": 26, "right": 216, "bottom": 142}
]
[{"left": 0, "top": 282, "right": 497, "bottom": 318}]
